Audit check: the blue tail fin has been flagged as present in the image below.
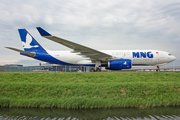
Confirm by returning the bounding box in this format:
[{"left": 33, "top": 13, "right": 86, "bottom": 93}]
[{"left": 18, "top": 29, "right": 45, "bottom": 52}]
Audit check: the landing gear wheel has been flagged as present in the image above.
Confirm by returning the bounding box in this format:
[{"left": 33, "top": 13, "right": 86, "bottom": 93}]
[
  {"left": 96, "top": 67, "right": 101, "bottom": 72},
  {"left": 90, "top": 68, "right": 95, "bottom": 72}
]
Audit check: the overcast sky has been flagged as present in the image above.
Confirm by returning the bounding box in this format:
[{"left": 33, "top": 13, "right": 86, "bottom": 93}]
[{"left": 0, "top": 0, "right": 180, "bottom": 66}]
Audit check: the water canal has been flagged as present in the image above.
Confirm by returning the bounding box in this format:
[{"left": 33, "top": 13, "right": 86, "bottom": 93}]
[{"left": 0, "top": 107, "right": 180, "bottom": 119}]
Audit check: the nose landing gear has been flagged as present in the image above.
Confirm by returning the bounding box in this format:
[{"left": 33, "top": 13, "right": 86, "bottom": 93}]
[{"left": 156, "top": 66, "right": 160, "bottom": 72}]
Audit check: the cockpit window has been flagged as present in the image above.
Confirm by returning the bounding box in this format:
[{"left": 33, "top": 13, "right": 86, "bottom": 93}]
[{"left": 168, "top": 54, "right": 172, "bottom": 56}]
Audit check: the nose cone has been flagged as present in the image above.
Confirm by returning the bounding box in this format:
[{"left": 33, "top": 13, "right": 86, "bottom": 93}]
[
  {"left": 172, "top": 56, "right": 176, "bottom": 61},
  {"left": 169, "top": 55, "right": 176, "bottom": 62}
]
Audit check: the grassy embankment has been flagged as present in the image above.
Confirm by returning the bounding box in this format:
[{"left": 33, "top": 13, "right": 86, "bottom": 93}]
[{"left": 0, "top": 72, "right": 180, "bottom": 109}]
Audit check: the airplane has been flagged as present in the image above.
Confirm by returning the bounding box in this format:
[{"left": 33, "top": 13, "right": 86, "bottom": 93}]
[{"left": 6, "top": 27, "right": 176, "bottom": 72}]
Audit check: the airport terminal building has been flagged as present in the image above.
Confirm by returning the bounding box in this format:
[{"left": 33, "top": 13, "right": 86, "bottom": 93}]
[{"left": 0, "top": 63, "right": 93, "bottom": 72}]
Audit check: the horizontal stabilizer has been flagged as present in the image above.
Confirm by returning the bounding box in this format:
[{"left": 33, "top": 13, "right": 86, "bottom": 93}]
[
  {"left": 5, "top": 47, "right": 36, "bottom": 57},
  {"left": 36, "top": 27, "right": 52, "bottom": 36}
]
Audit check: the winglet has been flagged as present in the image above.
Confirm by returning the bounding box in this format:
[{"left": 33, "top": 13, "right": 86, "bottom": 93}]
[{"left": 36, "top": 27, "right": 52, "bottom": 36}]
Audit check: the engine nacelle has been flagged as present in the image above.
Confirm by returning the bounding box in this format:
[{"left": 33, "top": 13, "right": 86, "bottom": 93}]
[{"left": 106, "top": 59, "right": 132, "bottom": 70}]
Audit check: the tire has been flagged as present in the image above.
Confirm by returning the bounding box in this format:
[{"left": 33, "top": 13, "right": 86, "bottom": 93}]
[
  {"left": 90, "top": 68, "right": 95, "bottom": 72},
  {"left": 96, "top": 68, "right": 101, "bottom": 72}
]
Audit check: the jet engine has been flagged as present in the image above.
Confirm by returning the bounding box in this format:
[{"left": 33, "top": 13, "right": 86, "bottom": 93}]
[{"left": 106, "top": 59, "right": 132, "bottom": 70}]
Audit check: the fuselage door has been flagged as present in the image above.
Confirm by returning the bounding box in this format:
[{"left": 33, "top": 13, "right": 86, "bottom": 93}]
[
  {"left": 155, "top": 51, "right": 160, "bottom": 64},
  {"left": 160, "top": 52, "right": 165, "bottom": 58}
]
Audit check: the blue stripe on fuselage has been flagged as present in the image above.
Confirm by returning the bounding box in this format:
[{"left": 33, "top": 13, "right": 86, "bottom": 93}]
[
  {"left": 34, "top": 51, "right": 75, "bottom": 65},
  {"left": 20, "top": 51, "right": 99, "bottom": 66}
]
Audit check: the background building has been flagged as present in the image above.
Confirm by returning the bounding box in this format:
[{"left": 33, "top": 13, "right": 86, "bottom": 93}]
[{"left": 0, "top": 63, "right": 93, "bottom": 72}]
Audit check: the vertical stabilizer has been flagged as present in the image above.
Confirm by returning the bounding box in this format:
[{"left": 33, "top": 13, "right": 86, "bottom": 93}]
[{"left": 18, "top": 29, "right": 45, "bottom": 52}]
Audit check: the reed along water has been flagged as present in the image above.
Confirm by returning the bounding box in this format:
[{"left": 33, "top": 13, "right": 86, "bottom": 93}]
[{"left": 0, "top": 107, "right": 180, "bottom": 119}]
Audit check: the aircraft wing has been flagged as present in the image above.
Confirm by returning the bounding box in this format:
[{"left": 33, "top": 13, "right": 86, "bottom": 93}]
[
  {"left": 36, "top": 27, "right": 113, "bottom": 62},
  {"left": 5, "top": 47, "right": 36, "bottom": 57}
]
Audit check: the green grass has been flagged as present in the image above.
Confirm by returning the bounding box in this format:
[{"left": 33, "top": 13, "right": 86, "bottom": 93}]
[{"left": 0, "top": 72, "right": 180, "bottom": 108}]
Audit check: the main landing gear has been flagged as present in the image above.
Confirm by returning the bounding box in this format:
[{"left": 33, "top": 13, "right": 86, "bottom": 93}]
[
  {"left": 90, "top": 60, "right": 102, "bottom": 72},
  {"left": 90, "top": 67, "right": 101, "bottom": 72}
]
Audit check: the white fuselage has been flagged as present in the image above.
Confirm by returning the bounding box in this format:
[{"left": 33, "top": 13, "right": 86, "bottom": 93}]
[{"left": 46, "top": 49, "right": 176, "bottom": 66}]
